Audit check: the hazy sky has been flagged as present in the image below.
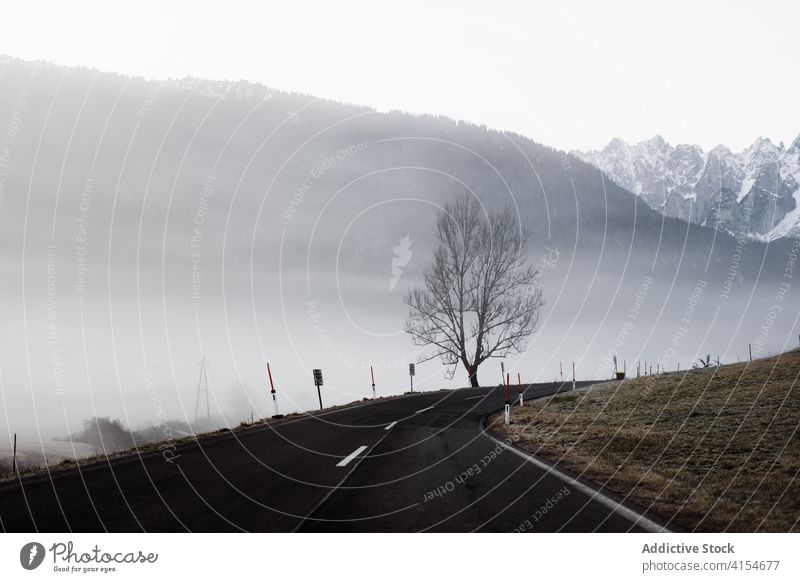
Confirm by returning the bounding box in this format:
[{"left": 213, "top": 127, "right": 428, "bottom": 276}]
[{"left": 1, "top": 0, "right": 798, "bottom": 151}]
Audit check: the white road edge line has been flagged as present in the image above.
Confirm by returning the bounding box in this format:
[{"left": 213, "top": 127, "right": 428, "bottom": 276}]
[
  {"left": 336, "top": 445, "right": 368, "bottom": 467},
  {"left": 415, "top": 406, "right": 435, "bottom": 414},
  {"left": 384, "top": 421, "right": 397, "bottom": 430},
  {"left": 482, "top": 430, "right": 671, "bottom": 533}
]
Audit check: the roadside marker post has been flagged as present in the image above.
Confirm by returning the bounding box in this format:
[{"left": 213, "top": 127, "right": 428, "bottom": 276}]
[
  {"left": 572, "top": 362, "right": 576, "bottom": 391},
  {"left": 517, "top": 372, "right": 523, "bottom": 406},
  {"left": 370, "top": 365, "right": 376, "bottom": 399},
  {"left": 409, "top": 363, "right": 415, "bottom": 393},
  {"left": 313, "top": 368, "right": 324, "bottom": 410},
  {"left": 267, "top": 363, "right": 279, "bottom": 416},
  {"left": 504, "top": 373, "right": 511, "bottom": 425}
]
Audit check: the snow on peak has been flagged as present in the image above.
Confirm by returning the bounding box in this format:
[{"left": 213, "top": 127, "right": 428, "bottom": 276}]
[{"left": 575, "top": 135, "right": 800, "bottom": 240}]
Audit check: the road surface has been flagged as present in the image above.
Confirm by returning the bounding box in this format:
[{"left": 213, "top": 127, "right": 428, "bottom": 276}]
[{"left": 0, "top": 382, "right": 670, "bottom": 532}]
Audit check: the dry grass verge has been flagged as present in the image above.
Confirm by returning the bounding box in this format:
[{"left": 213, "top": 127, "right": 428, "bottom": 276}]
[{"left": 490, "top": 350, "right": 800, "bottom": 532}]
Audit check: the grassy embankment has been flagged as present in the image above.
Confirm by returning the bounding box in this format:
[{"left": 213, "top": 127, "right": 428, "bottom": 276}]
[{"left": 490, "top": 350, "right": 800, "bottom": 532}]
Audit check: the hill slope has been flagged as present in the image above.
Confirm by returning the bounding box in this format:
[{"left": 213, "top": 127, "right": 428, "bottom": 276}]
[{"left": 492, "top": 350, "right": 800, "bottom": 532}]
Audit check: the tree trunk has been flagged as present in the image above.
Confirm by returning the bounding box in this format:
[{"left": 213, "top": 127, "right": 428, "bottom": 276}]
[{"left": 469, "top": 365, "right": 480, "bottom": 387}]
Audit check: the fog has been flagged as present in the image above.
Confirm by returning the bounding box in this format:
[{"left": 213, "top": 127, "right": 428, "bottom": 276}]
[{"left": 0, "top": 56, "right": 797, "bottom": 452}]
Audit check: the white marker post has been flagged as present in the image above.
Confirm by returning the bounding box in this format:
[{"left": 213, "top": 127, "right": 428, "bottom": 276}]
[
  {"left": 267, "top": 363, "right": 279, "bottom": 416},
  {"left": 504, "top": 373, "right": 511, "bottom": 425},
  {"left": 517, "top": 372, "right": 523, "bottom": 406},
  {"left": 409, "top": 363, "right": 415, "bottom": 393}
]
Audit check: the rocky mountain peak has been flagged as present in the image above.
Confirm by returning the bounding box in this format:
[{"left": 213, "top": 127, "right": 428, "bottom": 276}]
[{"left": 574, "top": 136, "right": 800, "bottom": 240}]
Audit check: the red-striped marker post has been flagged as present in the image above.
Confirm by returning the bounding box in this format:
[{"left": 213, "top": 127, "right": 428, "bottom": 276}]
[{"left": 267, "top": 363, "right": 279, "bottom": 416}]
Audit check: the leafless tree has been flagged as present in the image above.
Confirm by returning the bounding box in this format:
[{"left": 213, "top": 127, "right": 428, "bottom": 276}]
[{"left": 404, "top": 195, "right": 543, "bottom": 387}]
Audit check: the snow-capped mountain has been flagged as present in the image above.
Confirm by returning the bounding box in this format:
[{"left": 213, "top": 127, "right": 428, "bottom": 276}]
[{"left": 573, "top": 136, "right": 800, "bottom": 240}]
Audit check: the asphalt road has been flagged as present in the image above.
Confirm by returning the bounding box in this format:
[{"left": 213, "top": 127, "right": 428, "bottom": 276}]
[{"left": 0, "top": 382, "right": 669, "bottom": 532}]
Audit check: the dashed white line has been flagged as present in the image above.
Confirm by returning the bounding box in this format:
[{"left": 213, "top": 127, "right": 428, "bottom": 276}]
[
  {"left": 415, "top": 406, "right": 434, "bottom": 414},
  {"left": 465, "top": 395, "right": 486, "bottom": 400},
  {"left": 336, "top": 445, "right": 368, "bottom": 467},
  {"left": 384, "top": 421, "right": 397, "bottom": 430}
]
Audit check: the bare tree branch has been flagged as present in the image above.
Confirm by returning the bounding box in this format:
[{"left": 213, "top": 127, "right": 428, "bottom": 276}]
[{"left": 404, "top": 194, "right": 543, "bottom": 386}]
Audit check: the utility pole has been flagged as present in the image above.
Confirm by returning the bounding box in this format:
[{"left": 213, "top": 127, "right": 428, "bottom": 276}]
[
  {"left": 370, "top": 365, "right": 376, "bottom": 399},
  {"left": 749, "top": 344, "right": 752, "bottom": 362},
  {"left": 12, "top": 433, "right": 16, "bottom": 475},
  {"left": 560, "top": 361, "right": 563, "bottom": 383},
  {"left": 572, "top": 362, "right": 576, "bottom": 391},
  {"left": 518, "top": 372, "right": 523, "bottom": 406},
  {"left": 194, "top": 354, "right": 210, "bottom": 424}
]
